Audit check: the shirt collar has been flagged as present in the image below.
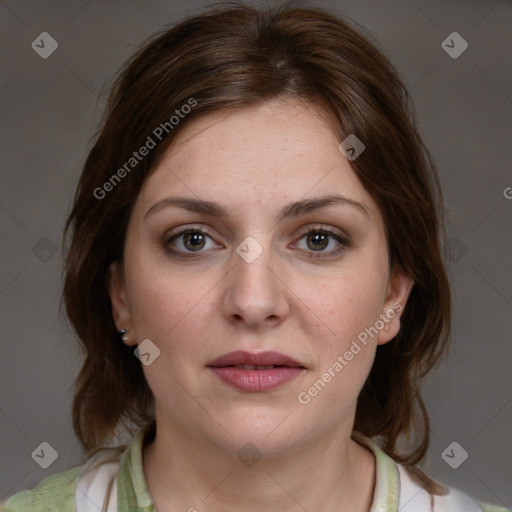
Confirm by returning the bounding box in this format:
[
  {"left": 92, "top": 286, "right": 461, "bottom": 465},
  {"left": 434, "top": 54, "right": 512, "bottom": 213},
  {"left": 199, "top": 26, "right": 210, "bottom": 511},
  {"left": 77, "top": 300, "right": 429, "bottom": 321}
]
[
  {"left": 117, "top": 421, "right": 400, "bottom": 512},
  {"left": 117, "top": 420, "right": 156, "bottom": 511},
  {"left": 352, "top": 431, "right": 400, "bottom": 512}
]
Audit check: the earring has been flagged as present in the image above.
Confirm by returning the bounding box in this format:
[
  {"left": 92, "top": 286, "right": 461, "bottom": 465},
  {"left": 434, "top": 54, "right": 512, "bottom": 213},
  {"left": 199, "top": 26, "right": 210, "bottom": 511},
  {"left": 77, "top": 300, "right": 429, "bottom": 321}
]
[
  {"left": 384, "top": 325, "right": 389, "bottom": 333},
  {"left": 119, "top": 329, "right": 130, "bottom": 343}
]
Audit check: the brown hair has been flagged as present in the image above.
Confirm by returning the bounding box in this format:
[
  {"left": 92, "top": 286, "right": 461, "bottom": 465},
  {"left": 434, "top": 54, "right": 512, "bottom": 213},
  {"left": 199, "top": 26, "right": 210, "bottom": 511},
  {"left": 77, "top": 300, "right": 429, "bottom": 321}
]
[{"left": 63, "top": 3, "right": 451, "bottom": 494}]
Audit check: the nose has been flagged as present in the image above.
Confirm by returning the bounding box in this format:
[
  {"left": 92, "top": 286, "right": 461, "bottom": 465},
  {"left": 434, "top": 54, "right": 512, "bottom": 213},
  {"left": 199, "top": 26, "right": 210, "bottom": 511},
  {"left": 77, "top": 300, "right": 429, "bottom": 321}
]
[{"left": 222, "top": 238, "right": 290, "bottom": 329}]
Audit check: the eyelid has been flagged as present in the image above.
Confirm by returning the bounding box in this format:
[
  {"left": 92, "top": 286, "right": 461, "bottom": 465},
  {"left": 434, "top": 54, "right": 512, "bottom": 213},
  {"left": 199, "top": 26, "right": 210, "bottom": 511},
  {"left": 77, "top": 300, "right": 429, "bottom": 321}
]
[
  {"left": 292, "top": 224, "right": 350, "bottom": 243},
  {"left": 164, "top": 224, "right": 217, "bottom": 244}
]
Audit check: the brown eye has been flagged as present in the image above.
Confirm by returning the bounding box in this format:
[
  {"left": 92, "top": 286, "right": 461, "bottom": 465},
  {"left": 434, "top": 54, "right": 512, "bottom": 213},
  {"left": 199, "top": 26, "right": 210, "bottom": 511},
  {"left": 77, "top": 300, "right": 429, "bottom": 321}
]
[
  {"left": 165, "top": 228, "right": 220, "bottom": 257},
  {"left": 306, "top": 231, "right": 329, "bottom": 251},
  {"left": 295, "top": 228, "right": 350, "bottom": 259},
  {"left": 181, "top": 231, "right": 207, "bottom": 251}
]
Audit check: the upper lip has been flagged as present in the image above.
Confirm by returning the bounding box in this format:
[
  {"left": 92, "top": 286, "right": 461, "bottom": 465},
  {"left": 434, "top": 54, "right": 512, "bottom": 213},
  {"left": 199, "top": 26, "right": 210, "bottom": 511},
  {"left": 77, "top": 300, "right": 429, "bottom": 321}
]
[{"left": 207, "top": 350, "right": 305, "bottom": 368}]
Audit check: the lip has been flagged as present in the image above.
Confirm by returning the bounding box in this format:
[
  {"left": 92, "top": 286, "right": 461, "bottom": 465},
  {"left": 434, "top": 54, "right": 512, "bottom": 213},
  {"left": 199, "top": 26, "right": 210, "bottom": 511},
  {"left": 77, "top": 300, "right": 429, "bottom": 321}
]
[
  {"left": 207, "top": 350, "right": 306, "bottom": 392},
  {"left": 207, "top": 350, "right": 305, "bottom": 368}
]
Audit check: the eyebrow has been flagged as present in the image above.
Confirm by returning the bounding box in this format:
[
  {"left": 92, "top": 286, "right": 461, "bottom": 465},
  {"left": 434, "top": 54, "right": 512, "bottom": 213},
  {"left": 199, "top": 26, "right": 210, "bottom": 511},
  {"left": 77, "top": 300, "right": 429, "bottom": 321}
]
[{"left": 144, "top": 193, "right": 370, "bottom": 222}]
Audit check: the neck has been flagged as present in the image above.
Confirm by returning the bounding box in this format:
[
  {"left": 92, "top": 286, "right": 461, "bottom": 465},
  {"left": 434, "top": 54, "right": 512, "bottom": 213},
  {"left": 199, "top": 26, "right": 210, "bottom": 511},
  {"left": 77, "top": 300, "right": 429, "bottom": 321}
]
[{"left": 143, "top": 418, "right": 376, "bottom": 512}]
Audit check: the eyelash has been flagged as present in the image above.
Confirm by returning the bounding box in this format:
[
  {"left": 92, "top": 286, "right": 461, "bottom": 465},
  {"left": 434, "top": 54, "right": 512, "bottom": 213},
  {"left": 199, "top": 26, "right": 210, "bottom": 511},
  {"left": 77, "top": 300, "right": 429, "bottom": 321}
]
[{"left": 164, "top": 225, "right": 350, "bottom": 260}]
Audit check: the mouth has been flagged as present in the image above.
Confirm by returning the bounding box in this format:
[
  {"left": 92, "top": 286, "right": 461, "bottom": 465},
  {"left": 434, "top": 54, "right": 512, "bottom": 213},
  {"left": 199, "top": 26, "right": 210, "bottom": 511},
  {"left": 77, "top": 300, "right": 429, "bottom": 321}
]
[
  {"left": 228, "top": 364, "right": 290, "bottom": 370},
  {"left": 206, "top": 350, "right": 306, "bottom": 369},
  {"left": 207, "top": 351, "right": 306, "bottom": 392}
]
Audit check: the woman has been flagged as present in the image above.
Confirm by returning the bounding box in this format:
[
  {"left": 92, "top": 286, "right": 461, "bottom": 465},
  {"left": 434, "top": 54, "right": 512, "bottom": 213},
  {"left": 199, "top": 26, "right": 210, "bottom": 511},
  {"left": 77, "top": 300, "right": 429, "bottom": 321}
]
[{"left": 2, "top": 4, "right": 509, "bottom": 512}]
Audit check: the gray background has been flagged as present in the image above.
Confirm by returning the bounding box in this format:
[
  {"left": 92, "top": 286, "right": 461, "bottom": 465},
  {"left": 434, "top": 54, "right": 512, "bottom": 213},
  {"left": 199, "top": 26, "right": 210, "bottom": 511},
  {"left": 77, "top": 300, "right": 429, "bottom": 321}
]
[{"left": 1, "top": 0, "right": 511, "bottom": 507}]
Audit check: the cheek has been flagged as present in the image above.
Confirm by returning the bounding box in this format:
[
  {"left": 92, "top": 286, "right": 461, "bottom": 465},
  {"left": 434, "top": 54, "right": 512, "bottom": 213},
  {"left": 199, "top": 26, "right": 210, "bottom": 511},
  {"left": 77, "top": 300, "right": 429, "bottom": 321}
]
[
  {"left": 124, "top": 257, "right": 214, "bottom": 348},
  {"left": 299, "top": 273, "right": 383, "bottom": 414},
  {"left": 125, "top": 267, "right": 216, "bottom": 403},
  {"left": 319, "top": 264, "right": 388, "bottom": 344}
]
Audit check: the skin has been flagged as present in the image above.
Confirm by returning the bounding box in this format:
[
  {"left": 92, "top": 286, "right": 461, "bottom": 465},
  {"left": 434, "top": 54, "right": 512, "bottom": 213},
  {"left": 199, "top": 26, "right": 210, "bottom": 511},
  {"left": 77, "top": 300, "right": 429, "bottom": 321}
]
[{"left": 109, "top": 97, "right": 414, "bottom": 512}]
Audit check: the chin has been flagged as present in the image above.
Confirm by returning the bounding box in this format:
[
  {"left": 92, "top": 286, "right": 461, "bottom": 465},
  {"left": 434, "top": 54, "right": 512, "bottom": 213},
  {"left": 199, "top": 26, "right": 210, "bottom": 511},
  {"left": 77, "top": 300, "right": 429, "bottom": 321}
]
[{"left": 204, "top": 410, "right": 306, "bottom": 455}]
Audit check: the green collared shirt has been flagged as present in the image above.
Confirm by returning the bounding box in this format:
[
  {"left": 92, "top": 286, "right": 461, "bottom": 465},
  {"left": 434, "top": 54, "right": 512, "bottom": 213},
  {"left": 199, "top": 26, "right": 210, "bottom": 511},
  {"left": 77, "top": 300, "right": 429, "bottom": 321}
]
[{"left": 2, "top": 422, "right": 510, "bottom": 512}]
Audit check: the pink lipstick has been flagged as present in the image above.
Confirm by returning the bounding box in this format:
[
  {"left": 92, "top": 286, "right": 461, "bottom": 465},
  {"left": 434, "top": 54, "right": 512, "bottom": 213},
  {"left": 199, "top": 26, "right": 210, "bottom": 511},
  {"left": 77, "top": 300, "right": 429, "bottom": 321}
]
[{"left": 207, "top": 350, "right": 306, "bottom": 392}]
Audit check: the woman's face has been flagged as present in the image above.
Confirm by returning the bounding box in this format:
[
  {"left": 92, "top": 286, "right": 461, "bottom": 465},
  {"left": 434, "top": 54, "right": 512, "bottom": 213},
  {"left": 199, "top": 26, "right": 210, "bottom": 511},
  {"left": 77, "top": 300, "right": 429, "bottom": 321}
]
[{"left": 110, "top": 98, "right": 413, "bottom": 456}]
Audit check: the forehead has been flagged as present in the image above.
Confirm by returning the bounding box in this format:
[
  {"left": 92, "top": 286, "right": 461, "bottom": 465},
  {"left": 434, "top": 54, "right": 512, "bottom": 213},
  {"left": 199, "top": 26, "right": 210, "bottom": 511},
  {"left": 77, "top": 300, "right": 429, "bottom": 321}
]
[{"left": 136, "top": 98, "right": 381, "bottom": 224}]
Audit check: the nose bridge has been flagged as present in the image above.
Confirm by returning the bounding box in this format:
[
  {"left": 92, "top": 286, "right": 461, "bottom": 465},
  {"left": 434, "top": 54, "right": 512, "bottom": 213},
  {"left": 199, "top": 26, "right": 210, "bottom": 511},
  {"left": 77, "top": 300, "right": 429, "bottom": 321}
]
[
  {"left": 234, "top": 234, "right": 277, "bottom": 297},
  {"left": 223, "top": 234, "right": 288, "bottom": 326}
]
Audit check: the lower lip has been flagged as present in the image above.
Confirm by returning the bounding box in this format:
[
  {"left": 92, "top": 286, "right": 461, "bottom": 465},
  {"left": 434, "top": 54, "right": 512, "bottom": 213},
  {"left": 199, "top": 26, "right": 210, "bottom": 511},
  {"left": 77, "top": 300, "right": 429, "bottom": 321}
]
[{"left": 208, "top": 366, "right": 304, "bottom": 392}]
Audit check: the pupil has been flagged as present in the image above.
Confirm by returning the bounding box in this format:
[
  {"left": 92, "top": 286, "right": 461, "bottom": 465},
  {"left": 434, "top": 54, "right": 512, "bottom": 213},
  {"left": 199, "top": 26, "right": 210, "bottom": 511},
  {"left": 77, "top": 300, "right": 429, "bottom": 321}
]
[
  {"left": 309, "top": 232, "right": 327, "bottom": 251},
  {"left": 185, "top": 232, "right": 205, "bottom": 251}
]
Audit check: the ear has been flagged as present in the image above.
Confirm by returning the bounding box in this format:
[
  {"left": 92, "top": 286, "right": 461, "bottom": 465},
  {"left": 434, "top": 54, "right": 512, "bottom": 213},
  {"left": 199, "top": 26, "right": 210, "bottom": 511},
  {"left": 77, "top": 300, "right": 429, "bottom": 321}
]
[
  {"left": 108, "top": 261, "right": 136, "bottom": 346},
  {"left": 377, "top": 264, "right": 414, "bottom": 346}
]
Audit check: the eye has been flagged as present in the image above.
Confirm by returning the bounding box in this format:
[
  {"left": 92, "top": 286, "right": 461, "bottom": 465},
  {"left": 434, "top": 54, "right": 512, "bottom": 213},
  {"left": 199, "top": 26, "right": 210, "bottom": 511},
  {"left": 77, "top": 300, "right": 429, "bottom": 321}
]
[
  {"left": 165, "top": 227, "right": 220, "bottom": 257},
  {"left": 294, "top": 227, "right": 349, "bottom": 258},
  {"left": 163, "top": 225, "right": 350, "bottom": 260}
]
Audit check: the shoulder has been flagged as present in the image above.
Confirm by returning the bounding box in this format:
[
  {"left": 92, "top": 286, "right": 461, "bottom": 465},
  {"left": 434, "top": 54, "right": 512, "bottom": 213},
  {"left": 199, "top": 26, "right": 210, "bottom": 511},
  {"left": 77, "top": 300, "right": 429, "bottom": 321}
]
[
  {"left": 479, "top": 505, "right": 512, "bottom": 512},
  {"left": 1, "top": 466, "right": 81, "bottom": 512},
  {"left": 434, "top": 486, "right": 511, "bottom": 512},
  {"left": 397, "top": 463, "right": 511, "bottom": 512},
  {"left": 1, "top": 445, "right": 126, "bottom": 512},
  {"left": 352, "top": 432, "right": 510, "bottom": 512},
  {"left": 434, "top": 487, "right": 510, "bottom": 512}
]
